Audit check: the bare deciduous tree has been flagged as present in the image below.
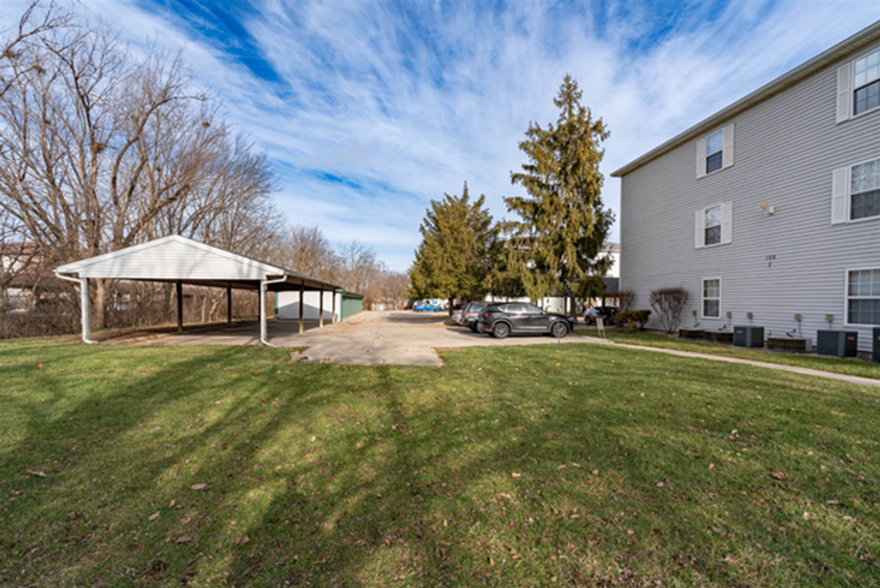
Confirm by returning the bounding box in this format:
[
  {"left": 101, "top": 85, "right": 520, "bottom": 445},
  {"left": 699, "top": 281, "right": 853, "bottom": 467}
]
[
  {"left": 272, "top": 224, "right": 340, "bottom": 282},
  {"left": 0, "top": 7, "right": 280, "bottom": 330}
]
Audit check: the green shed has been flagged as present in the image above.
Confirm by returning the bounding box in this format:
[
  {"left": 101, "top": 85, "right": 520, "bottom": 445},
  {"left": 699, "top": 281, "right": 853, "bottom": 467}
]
[{"left": 339, "top": 290, "right": 364, "bottom": 320}]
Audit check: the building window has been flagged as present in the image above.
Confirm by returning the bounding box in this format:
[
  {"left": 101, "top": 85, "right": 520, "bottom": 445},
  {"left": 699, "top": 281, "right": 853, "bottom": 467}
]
[
  {"left": 847, "top": 269, "right": 880, "bottom": 325},
  {"left": 695, "top": 201, "right": 733, "bottom": 248},
  {"left": 702, "top": 278, "right": 721, "bottom": 319},
  {"left": 851, "top": 158, "right": 880, "bottom": 220},
  {"left": 854, "top": 49, "right": 880, "bottom": 116},
  {"left": 704, "top": 204, "right": 722, "bottom": 245},
  {"left": 696, "top": 124, "right": 734, "bottom": 178},
  {"left": 832, "top": 157, "right": 880, "bottom": 224},
  {"left": 706, "top": 130, "right": 723, "bottom": 174}
]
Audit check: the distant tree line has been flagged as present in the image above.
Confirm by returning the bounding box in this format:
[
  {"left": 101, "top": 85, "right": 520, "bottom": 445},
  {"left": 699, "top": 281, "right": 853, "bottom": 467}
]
[
  {"left": 409, "top": 75, "right": 614, "bottom": 314},
  {"left": 267, "top": 225, "right": 409, "bottom": 311},
  {"left": 0, "top": 2, "right": 406, "bottom": 337}
]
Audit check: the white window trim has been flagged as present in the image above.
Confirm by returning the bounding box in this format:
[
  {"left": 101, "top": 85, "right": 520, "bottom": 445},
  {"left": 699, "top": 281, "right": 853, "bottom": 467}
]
[
  {"left": 832, "top": 155, "right": 880, "bottom": 225},
  {"left": 695, "top": 201, "right": 733, "bottom": 248},
  {"left": 838, "top": 45, "right": 880, "bottom": 123},
  {"left": 844, "top": 267, "right": 880, "bottom": 328},
  {"left": 696, "top": 123, "right": 735, "bottom": 179},
  {"left": 701, "top": 277, "right": 722, "bottom": 320}
]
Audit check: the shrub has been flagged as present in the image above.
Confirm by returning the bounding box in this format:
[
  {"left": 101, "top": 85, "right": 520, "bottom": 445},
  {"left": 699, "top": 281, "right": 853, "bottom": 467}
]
[
  {"left": 606, "top": 290, "right": 634, "bottom": 312},
  {"left": 649, "top": 287, "right": 689, "bottom": 333},
  {"left": 617, "top": 309, "right": 651, "bottom": 332}
]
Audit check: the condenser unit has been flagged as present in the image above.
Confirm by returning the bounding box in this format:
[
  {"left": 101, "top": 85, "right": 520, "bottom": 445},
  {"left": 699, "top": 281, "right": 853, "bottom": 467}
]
[
  {"left": 733, "top": 326, "right": 764, "bottom": 348},
  {"left": 816, "top": 330, "right": 858, "bottom": 358}
]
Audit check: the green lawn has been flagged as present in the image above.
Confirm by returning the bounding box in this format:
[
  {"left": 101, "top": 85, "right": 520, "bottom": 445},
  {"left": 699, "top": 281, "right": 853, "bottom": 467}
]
[
  {"left": 1, "top": 338, "right": 879, "bottom": 587},
  {"left": 575, "top": 328, "right": 880, "bottom": 381}
]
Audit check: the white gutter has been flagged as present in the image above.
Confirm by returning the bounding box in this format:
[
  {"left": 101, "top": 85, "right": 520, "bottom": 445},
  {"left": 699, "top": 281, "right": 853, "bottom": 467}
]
[
  {"left": 55, "top": 271, "right": 98, "bottom": 344},
  {"left": 260, "top": 275, "right": 289, "bottom": 346}
]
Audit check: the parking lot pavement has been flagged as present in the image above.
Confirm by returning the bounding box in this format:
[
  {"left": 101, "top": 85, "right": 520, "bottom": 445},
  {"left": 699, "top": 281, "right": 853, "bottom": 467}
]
[
  {"left": 130, "top": 310, "right": 587, "bottom": 366},
  {"left": 291, "top": 311, "right": 588, "bottom": 366}
]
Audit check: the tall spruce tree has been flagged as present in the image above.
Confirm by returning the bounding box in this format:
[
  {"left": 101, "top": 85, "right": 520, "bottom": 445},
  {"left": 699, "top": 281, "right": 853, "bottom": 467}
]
[
  {"left": 409, "top": 183, "right": 497, "bottom": 313},
  {"left": 505, "top": 74, "right": 614, "bottom": 313}
]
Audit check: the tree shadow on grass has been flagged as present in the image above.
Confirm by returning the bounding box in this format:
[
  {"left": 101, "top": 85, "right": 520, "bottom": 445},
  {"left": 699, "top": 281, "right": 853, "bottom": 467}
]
[{"left": 0, "top": 342, "right": 878, "bottom": 586}]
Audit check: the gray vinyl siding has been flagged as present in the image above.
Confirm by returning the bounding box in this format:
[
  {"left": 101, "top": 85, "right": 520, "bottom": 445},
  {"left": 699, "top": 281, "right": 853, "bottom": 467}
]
[{"left": 620, "top": 42, "right": 880, "bottom": 352}]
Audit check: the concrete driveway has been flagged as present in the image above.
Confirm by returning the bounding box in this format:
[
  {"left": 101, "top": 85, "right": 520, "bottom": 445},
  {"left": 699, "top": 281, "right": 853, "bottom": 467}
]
[{"left": 133, "top": 310, "right": 584, "bottom": 366}]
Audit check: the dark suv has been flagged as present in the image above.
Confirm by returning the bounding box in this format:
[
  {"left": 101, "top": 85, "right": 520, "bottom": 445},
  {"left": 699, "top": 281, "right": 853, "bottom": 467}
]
[{"left": 477, "top": 303, "right": 574, "bottom": 339}]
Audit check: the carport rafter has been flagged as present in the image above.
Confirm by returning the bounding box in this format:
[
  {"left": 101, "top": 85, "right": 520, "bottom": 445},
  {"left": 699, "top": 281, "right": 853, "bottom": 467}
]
[{"left": 55, "top": 235, "right": 343, "bottom": 346}]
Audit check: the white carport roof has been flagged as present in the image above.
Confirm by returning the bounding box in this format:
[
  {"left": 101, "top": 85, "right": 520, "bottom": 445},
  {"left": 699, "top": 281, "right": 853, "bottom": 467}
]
[
  {"left": 55, "top": 235, "right": 343, "bottom": 345},
  {"left": 56, "top": 235, "right": 340, "bottom": 292}
]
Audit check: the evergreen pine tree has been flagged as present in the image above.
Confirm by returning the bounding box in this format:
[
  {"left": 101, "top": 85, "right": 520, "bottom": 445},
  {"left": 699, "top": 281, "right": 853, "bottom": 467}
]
[
  {"left": 408, "top": 183, "right": 498, "bottom": 312},
  {"left": 505, "top": 74, "right": 614, "bottom": 313}
]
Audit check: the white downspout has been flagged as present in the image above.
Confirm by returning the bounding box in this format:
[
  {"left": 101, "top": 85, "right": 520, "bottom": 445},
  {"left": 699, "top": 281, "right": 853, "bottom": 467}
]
[
  {"left": 260, "top": 275, "right": 288, "bottom": 347},
  {"left": 55, "top": 272, "right": 98, "bottom": 344}
]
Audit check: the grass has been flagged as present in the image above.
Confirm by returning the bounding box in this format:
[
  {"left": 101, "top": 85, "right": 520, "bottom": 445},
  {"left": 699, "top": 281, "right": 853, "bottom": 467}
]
[
  {"left": 574, "top": 328, "right": 880, "bottom": 381},
  {"left": 1, "top": 338, "right": 879, "bottom": 587}
]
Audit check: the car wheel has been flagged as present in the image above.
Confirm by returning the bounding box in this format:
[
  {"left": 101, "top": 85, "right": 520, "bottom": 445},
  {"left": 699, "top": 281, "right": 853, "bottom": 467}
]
[
  {"left": 551, "top": 321, "right": 568, "bottom": 339},
  {"left": 491, "top": 322, "right": 510, "bottom": 339}
]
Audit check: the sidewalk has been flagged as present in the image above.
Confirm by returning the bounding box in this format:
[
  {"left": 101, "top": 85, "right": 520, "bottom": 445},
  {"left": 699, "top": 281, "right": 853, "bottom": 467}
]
[{"left": 581, "top": 336, "right": 880, "bottom": 389}]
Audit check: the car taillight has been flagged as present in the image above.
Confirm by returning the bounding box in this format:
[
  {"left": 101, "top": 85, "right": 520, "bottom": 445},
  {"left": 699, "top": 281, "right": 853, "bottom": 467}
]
[{"left": 482, "top": 312, "right": 490, "bottom": 317}]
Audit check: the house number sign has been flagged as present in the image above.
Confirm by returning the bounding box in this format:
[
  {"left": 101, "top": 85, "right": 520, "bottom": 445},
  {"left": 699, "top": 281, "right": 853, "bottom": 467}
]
[{"left": 765, "top": 254, "right": 776, "bottom": 267}]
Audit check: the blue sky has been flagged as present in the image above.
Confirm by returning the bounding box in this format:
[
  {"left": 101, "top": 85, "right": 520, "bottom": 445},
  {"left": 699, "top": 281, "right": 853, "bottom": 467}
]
[{"left": 3, "top": 1, "right": 879, "bottom": 271}]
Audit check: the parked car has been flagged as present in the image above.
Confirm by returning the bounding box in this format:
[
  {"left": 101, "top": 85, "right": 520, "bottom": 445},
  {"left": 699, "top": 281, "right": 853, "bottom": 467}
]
[
  {"left": 416, "top": 301, "right": 443, "bottom": 312},
  {"left": 462, "top": 301, "right": 489, "bottom": 332},
  {"left": 451, "top": 308, "right": 463, "bottom": 323},
  {"left": 584, "top": 306, "right": 618, "bottom": 325},
  {"left": 477, "top": 303, "right": 574, "bottom": 339}
]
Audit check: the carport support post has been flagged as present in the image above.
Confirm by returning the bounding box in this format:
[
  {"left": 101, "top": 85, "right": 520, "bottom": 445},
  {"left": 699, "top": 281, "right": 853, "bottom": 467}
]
[
  {"left": 332, "top": 290, "right": 337, "bottom": 324},
  {"left": 81, "top": 278, "right": 92, "bottom": 342},
  {"left": 319, "top": 287, "right": 324, "bottom": 328},
  {"left": 176, "top": 281, "right": 183, "bottom": 333},
  {"left": 226, "top": 284, "right": 232, "bottom": 324},
  {"left": 259, "top": 280, "right": 267, "bottom": 344},
  {"left": 299, "top": 279, "right": 305, "bottom": 334}
]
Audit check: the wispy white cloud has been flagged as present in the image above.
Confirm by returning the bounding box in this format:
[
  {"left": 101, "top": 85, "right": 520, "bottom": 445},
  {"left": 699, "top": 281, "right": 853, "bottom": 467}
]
[{"left": 2, "top": 0, "right": 878, "bottom": 271}]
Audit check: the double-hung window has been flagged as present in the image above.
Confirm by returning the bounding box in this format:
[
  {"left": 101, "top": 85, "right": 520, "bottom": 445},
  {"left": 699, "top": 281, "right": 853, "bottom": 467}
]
[
  {"left": 696, "top": 124, "right": 734, "bottom": 178},
  {"left": 705, "top": 131, "right": 724, "bottom": 174},
  {"left": 837, "top": 47, "right": 880, "bottom": 122},
  {"left": 847, "top": 269, "right": 880, "bottom": 326},
  {"left": 704, "top": 205, "right": 722, "bottom": 245},
  {"left": 702, "top": 278, "right": 721, "bottom": 319},
  {"left": 695, "top": 201, "right": 733, "bottom": 248},
  {"left": 832, "top": 157, "right": 880, "bottom": 224}
]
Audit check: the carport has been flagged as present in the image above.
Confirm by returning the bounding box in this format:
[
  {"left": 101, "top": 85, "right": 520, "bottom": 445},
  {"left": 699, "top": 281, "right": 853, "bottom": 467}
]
[{"left": 54, "top": 235, "right": 342, "bottom": 345}]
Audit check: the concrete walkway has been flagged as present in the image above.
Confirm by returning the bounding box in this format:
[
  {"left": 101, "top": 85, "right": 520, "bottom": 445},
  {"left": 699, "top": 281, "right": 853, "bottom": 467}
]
[{"left": 580, "top": 336, "right": 880, "bottom": 389}]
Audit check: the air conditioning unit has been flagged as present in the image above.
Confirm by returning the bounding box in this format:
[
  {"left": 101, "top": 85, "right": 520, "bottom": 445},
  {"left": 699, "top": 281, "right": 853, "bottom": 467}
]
[
  {"left": 816, "top": 330, "right": 858, "bottom": 358},
  {"left": 733, "top": 326, "right": 764, "bottom": 348},
  {"left": 873, "top": 327, "right": 879, "bottom": 363}
]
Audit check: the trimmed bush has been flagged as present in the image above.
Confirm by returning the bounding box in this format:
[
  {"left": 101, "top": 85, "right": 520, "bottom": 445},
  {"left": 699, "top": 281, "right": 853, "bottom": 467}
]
[
  {"left": 617, "top": 309, "right": 651, "bottom": 332},
  {"left": 649, "top": 287, "right": 689, "bottom": 333}
]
